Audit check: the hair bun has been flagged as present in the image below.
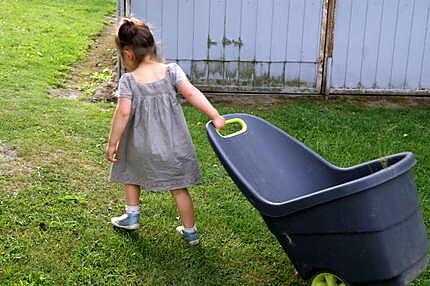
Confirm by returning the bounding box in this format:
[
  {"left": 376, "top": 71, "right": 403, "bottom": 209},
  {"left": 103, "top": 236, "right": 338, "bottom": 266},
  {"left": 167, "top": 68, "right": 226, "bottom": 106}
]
[
  {"left": 122, "top": 18, "right": 135, "bottom": 26},
  {"left": 118, "top": 18, "right": 139, "bottom": 43}
]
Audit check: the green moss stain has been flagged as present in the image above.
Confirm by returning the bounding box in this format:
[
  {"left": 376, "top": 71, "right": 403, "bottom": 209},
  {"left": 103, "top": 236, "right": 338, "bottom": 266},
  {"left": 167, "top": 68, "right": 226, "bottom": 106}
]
[
  {"left": 208, "top": 61, "right": 224, "bottom": 82},
  {"left": 238, "top": 62, "right": 254, "bottom": 83},
  {"left": 187, "top": 60, "right": 315, "bottom": 91},
  {"left": 191, "top": 61, "right": 207, "bottom": 83},
  {"left": 254, "top": 73, "right": 271, "bottom": 87},
  {"left": 270, "top": 75, "right": 285, "bottom": 87},
  {"left": 225, "top": 62, "right": 238, "bottom": 84}
]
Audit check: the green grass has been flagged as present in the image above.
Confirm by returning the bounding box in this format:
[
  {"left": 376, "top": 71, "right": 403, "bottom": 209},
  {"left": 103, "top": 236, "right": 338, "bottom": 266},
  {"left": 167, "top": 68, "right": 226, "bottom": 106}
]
[{"left": 0, "top": 1, "right": 429, "bottom": 285}]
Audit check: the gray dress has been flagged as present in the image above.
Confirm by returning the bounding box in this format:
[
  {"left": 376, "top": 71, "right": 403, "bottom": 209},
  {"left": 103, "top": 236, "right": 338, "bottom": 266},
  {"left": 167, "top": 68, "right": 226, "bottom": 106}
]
[{"left": 109, "top": 63, "right": 201, "bottom": 191}]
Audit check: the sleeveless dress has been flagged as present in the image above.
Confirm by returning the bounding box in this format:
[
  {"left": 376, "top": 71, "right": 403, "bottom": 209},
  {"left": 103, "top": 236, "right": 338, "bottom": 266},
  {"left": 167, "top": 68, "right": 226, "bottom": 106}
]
[{"left": 109, "top": 63, "right": 201, "bottom": 191}]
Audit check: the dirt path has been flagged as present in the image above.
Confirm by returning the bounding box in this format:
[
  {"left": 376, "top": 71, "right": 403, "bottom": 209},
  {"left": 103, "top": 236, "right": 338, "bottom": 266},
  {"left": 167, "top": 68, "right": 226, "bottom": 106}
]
[{"left": 49, "top": 16, "right": 118, "bottom": 101}]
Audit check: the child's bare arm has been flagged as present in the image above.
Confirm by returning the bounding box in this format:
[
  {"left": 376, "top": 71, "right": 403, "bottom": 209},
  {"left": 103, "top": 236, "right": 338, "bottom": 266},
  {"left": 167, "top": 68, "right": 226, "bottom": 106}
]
[
  {"left": 106, "top": 98, "right": 132, "bottom": 162},
  {"left": 178, "top": 81, "right": 225, "bottom": 129}
]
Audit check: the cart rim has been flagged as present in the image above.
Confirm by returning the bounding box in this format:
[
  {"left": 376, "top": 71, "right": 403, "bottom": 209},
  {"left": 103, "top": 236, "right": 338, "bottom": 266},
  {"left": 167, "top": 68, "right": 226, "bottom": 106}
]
[
  {"left": 206, "top": 114, "right": 416, "bottom": 218},
  {"left": 310, "top": 272, "right": 348, "bottom": 286}
]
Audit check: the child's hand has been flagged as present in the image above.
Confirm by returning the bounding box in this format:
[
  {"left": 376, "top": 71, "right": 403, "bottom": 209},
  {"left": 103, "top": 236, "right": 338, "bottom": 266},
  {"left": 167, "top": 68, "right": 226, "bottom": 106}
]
[
  {"left": 212, "top": 115, "right": 225, "bottom": 130},
  {"left": 106, "top": 144, "right": 119, "bottom": 163}
]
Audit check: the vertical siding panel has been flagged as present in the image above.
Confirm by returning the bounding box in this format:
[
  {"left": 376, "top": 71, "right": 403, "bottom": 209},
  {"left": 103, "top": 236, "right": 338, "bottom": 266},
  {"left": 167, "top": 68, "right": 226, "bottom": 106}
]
[
  {"left": 177, "top": 0, "right": 194, "bottom": 75},
  {"left": 208, "top": 0, "right": 225, "bottom": 60},
  {"left": 208, "top": 0, "right": 226, "bottom": 82},
  {"left": 254, "top": 0, "right": 273, "bottom": 86},
  {"left": 375, "top": 0, "right": 399, "bottom": 88},
  {"left": 299, "top": 0, "right": 323, "bottom": 87},
  {"left": 358, "top": 0, "right": 370, "bottom": 88},
  {"left": 420, "top": 3, "right": 430, "bottom": 89},
  {"left": 224, "top": 0, "right": 241, "bottom": 61},
  {"left": 192, "top": 0, "right": 210, "bottom": 60},
  {"left": 344, "top": 1, "right": 367, "bottom": 88},
  {"left": 331, "top": 0, "right": 352, "bottom": 88},
  {"left": 387, "top": 0, "right": 401, "bottom": 88},
  {"left": 342, "top": 0, "right": 353, "bottom": 87},
  {"left": 296, "top": 0, "right": 307, "bottom": 87},
  {"left": 360, "top": 0, "right": 383, "bottom": 89},
  {"left": 177, "top": 0, "right": 194, "bottom": 60},
  {"left": 143, "top": 0, "right": 149, "bottom": 18},
  {"left": 405, "top": 0, "right": 427, "bottom": 89},
  {"left": 270, "top": 0, "right": 290, "bottom": 86},
  {"left": 239, "top": 0, "right": 258, "bottom": 84},
  {"left": 130, "top": 0, "right": 145, "bottom": 19},
  {"left": 285, "top": 0, "right": 306, "bottom": 86},
  {"left": 402, "top": 0, "right": 416, "bottom": 89},
  {"left": 239, "top": 0, "right": 258, "bottom": 61},
  {"left": 145, "top": 1, "right": 163, "bottom": 42},
  {"left": 283, "top": 0, "right": 292, "bottom": 85},
  {"left": 372, "top": 0, "right": 385, "bottom": 88},
  {"left": 162, "top": 0, "right": 178, "bottom": 61},
  {"left": 192, "top": 0, "right": 210, "bottom": 83},
  {"left": 144, "top": 0, "right": 148, "bottom": 20},
  {"left": 390, "top": 0, "right": 414, "bottom": 88},
  {"left": 407, "top": 0, "right": 430, "bottom": 89},
  {"left": 224, "top": 0, "right": 242, "bottom": 84}
]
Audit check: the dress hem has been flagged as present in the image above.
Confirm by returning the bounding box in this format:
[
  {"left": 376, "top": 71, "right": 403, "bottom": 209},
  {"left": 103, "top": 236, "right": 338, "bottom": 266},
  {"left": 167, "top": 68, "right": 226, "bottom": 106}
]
[{"left": 109, "top": 174, "right": 201, "bottom": 191}]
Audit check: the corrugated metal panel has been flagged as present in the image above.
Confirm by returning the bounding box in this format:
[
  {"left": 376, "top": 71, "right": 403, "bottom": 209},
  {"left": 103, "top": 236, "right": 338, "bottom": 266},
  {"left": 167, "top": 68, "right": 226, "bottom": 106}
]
[
  {"left": 329, "top": 0, "right": 430, "bottom": 94},
  {"left": 126, "top": 0, "right": 326, "bottom": 93}
]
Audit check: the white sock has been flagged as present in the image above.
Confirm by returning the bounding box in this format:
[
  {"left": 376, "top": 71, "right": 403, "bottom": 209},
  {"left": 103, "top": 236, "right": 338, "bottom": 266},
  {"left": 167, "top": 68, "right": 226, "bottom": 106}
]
[
  {"left": 126, "top": 205, "right": 140, "bottom": 215},
  {"left": 183, "top": 225, "right": 197, "bottom": 233}
]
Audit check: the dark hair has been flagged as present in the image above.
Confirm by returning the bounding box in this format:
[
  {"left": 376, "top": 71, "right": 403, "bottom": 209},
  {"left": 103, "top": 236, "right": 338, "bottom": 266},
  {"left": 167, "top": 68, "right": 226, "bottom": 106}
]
[{"left": 115, "top": 18, "right": 160, "bottom": 69}]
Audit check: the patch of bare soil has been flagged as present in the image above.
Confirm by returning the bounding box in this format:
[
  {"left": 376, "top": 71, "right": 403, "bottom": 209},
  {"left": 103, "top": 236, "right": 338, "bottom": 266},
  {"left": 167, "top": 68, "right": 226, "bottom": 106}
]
[
  {"left": 0, "top": 143, "right": 17, "bottom": 163},
  {"left": 0, "top": 142, "right": 32, "bottom": 192},
  {"left": 50, "top": 16, "right": 118, "bottom": 101}
]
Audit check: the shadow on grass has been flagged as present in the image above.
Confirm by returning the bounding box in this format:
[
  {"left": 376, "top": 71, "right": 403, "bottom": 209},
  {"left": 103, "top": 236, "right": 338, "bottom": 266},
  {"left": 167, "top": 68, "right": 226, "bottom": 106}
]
[{"left": 112, "top": 226, "right": 230, "bottom": 285}]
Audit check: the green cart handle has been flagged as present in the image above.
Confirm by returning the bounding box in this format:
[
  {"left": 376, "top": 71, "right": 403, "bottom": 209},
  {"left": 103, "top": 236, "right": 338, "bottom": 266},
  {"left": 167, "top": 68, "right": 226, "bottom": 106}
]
[{"left": 215, "top": 118, "right": 248, "bottom": 138}]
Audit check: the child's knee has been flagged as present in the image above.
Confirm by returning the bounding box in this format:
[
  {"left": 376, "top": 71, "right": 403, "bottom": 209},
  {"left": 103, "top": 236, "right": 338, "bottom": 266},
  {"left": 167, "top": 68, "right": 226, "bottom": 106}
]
[{"left": 170, "top": 188, "right": 187, "bottom": 197}]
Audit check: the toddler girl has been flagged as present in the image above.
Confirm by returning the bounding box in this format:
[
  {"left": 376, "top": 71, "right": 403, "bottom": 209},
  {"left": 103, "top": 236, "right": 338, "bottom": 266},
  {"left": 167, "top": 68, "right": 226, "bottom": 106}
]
[{"left": 106, "top": 18, "right": 225, "bottom": 245}]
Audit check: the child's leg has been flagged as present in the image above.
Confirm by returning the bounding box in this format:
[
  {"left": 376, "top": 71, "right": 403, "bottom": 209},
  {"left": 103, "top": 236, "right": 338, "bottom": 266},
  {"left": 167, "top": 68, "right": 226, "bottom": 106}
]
[
  {"left": 125, "top": 184, "right": 141, "bottom": 206},
  {"left": 170, "top": 188, "right": 195, "bottom": 228}
]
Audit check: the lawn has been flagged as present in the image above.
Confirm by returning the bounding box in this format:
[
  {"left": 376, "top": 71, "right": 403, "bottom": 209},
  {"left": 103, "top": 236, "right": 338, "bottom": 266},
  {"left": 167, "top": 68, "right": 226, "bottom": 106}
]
[{"left": 0, "top": 1, "right": 429, "bottom": 285}]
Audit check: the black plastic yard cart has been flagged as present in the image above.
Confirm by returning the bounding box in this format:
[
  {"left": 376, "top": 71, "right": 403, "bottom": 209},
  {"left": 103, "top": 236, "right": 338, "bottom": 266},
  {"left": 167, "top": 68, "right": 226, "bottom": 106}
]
[{"left": 206, "top": 113, "right": 428, "bottom": 286}]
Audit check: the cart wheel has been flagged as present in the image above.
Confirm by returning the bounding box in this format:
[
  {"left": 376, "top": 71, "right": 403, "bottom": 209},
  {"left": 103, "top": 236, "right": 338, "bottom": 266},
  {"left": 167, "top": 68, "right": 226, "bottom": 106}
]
[{"left": 309, "top": 272, "right": 350, "bottom": 286}]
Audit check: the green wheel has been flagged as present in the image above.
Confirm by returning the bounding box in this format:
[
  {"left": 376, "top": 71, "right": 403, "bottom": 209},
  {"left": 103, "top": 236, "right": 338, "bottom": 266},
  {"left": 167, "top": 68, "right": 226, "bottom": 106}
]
[{"left": 310, "top": 272, "right": 349, "bottom": 286}]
